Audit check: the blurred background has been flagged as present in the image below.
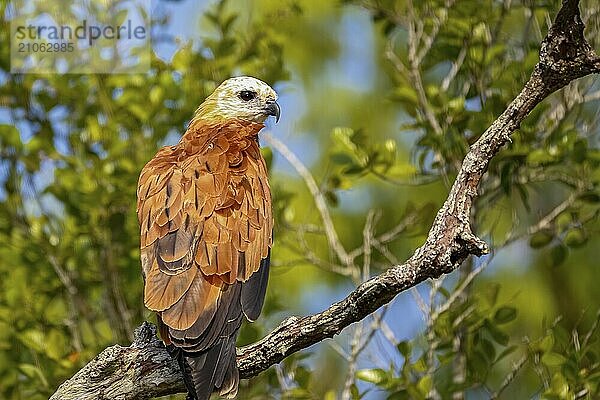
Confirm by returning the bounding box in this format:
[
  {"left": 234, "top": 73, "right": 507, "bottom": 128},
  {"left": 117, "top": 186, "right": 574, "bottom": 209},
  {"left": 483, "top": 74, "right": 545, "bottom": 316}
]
[{"left": 1, "top": 0, "right": 600, "bottom": 399}]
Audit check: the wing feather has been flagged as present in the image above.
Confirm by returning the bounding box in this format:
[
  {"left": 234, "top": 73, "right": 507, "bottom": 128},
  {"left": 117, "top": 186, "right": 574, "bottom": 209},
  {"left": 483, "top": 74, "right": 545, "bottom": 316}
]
[
  {"left": 161, "top": 269, "right": 222, "bottom": 330},
  {"left": 144, "top": 262, "right": 197, "bottom": 312},
  {"left": 242, "top": 250, "right": 270, "bottom": 321},
  {"left": 138, "top": 119, "right": 272, "bottom": 362}
]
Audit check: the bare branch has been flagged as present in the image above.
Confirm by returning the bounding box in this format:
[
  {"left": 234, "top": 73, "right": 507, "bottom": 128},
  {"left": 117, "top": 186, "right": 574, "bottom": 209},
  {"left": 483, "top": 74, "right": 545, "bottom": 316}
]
[
  {"left": 441, "top": 45, "right": 468, "bottom": 92},
  {"left": 490, "top": 355, "right": 528, "bottom": 399},
  {"left": 430, "top": 256, "right": 492, "bottom": 323},
  {"left": 348, "top": 210, "right": 418, "bottom": 260},
  {"left": 341, "top": 323, "right": 363, "bottom": 400},
  {"left": 263, "top": 133, "right": 353, "bottom": 269},
  {"left": 500, "top": 189, "right": 583, "bottom": 247}
]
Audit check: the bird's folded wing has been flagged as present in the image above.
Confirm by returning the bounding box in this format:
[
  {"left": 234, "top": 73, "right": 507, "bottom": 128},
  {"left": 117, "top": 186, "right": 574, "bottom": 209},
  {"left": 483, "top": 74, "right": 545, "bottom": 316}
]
[{"left": 137, "top": 131, "right": 272, "bottom": 333}]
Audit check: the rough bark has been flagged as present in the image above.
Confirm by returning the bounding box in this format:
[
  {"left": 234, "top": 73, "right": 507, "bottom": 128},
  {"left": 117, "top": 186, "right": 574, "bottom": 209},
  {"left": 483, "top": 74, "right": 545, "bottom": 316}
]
[{"left": 51, "top": 1, "right": 600, "bottom": 399}]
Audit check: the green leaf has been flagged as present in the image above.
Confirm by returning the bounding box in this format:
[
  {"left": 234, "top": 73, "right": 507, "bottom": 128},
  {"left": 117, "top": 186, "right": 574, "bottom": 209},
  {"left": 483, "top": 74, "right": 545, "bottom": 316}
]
[
  {"left": 392, "top": 86, "right": 418, "bottom": 105},
  {"left": 385, "top": 163, "right": 417, "bottom": 178},
  {"left": 284, "top": 387, "right": 312, "bottom": 399},
  {"left": 356, "top": 368, "right": 388, "bottom": 385},
  {"left": 539, "top": 335, "right": 555, "bottom": 353},
  {"left": 485, "top": 319, "right": 510, "bottom": 345},
  {"left": 529, "top": 230, "right": 554, "bottom": 248},
  {"left": 571, "top": 139, "right": 587, "bottom": 163},
  {"left": 438, "top": 286, "right": 451, "bottom": 299},
  {"left": 527, "top": 149, "right": 556, "bottom": 165},
  {"left": 542, "top": 352, "right": 567, "bottom": 367},
  {"left": 481, "top": 338, "right": 496, "bottom": 361},
  {"left": 447, "top": 97, "right": 465, "bottom": 111},
  {"left": 564, "top": 228, "right": 587, "bottom": 248},
  {"left": 127, "top": 103, "right": 150, "bottom": 121},
  {"left": 149, "top": 86, "right": 164, "bottom": 105},
  {"left": 350, "top": 384, "right": 361, "bottom": 400},
  {"left": 343, "top": 164, "right": 366, "bottom": 176},
  {"left": 18, "top": 363, "right": 48, "bottom": 387},
  {"left": 578, "top": 192, "right": 600, "bottom": 203},
  {"left": 387, "top": 391, "right": 409, "bottom": 400},
  {"left": 18, "top": 329, "right": 46, "bottom": 353},
  {"left": 417, "top": 375, "right": 433, "bottom": 396},
  {"left": 397, "top": 341, "right": 411, "bottom": 357},
  {"left": 324, "top": 190, "right": 339, "bottom": 207},
  {"left": 18, "top": 363, "right": 40, "bottom": 379},
  {"left": 43, "top": 296, "right": 66, "bottom": 323},
  {"left": 46, "top": 329, "right": 67, "bottom": 360},
  {"left": 494, "top": 306, "right": 517, "bottom": 324},
  {"left": 556, "top": 212, "right": 573, "bottom": 231},
  {"left": 413, "top": 356, "right": 428, "bottom": 373},
  {"left": 548, "top": 372, "right": 570, "bottom": 397},
  {"left": 549, "top": 244, "right": 568, "bottom": 267},
  {"left": 330, "top": 152, "right": 354, "bottom": 165},
  {"left": 469, "top": 351, "right": 488, "bottom": 378},
  {"left": 0, "top": 124, "right": 22, "bottom": 149}
]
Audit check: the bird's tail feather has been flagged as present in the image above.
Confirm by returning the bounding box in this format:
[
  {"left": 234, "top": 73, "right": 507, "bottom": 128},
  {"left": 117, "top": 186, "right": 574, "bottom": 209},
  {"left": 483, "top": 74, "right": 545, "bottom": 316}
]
[{"left": 169, "top": 333, "right": 239, "bottom": 400}]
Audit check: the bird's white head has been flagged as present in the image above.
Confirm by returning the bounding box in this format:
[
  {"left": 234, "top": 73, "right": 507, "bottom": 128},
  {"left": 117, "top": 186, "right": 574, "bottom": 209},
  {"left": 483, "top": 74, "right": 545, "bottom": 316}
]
[{"left": 194, "top": 76, "right": 280, "bottom": 124}]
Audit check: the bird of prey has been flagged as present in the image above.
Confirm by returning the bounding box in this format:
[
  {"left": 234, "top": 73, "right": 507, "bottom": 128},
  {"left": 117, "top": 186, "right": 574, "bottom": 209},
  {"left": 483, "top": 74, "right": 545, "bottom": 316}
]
[{"left": 137, "top": 76, "right": 279, "bottom": 399}]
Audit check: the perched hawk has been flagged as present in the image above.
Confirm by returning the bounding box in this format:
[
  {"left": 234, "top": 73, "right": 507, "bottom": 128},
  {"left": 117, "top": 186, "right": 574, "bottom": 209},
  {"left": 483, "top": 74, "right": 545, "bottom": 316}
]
[{"left": 137, "top": 77, "right": 279, "bottom": 399}]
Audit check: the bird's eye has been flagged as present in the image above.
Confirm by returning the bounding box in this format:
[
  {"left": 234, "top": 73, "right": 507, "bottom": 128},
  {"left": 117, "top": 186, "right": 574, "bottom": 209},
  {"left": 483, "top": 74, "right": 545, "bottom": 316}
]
[{"left": 239, "top": 90, "right": 256, "bottom": 101}]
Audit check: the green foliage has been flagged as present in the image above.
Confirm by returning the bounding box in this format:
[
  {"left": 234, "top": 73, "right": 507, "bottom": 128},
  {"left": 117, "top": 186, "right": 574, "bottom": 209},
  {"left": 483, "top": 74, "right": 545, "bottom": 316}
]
[
  {"left": 356, "top": 288, "right": 600, "bottom": 399},
  {"left": 325, "top": 126, "right": 417, "bottom": 204},
  {"left": 0, "top": 0, "right": 287, "bottom": 398},
  {"left": 530, "top": 314, "right": 600, "bottom": 399}
]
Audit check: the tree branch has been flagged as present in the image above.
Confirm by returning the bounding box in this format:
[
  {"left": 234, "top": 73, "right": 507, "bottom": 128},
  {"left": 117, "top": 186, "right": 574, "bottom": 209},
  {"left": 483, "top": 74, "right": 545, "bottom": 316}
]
[{"left": 51, "top": 1, "right": 600, "bottom": 399}]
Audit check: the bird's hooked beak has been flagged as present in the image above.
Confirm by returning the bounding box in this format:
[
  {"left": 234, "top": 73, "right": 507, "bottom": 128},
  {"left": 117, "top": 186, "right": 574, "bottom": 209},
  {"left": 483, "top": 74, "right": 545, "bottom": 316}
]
[{"left": 265, "top": 101, "right": 281, "bottom": 123}]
